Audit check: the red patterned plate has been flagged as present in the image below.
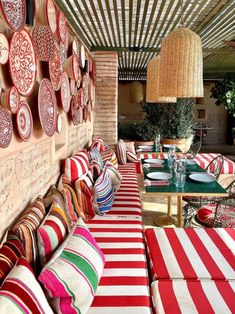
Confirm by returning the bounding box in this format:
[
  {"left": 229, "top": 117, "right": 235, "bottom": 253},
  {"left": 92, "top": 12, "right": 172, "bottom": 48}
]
[
  {"left": 38, "top": 78, "right": 57, "bottom": 137},
  {"left": 82, "top": 74, "right": 89, "bottom": 105},
  {"left": 49, "top": 44, "right": 61, "bottom": 91},
  {"left": 56, "top": 113, "right": 62, "bottom": 133},
  {"left": 0, "top": 33, "right": 9, "bottom": 64},
  {"left": 64, "top": 54, "right": 79, "bottom": 82},
  {"left": 9, "top": 29, "right": 36, "bottom": 96},
  {"left": 77, "top": 87, "right": 85, "bottom": 108},
  {"left": 0, "top": 0, "right": 26, "bottom": 31},
  {"left": 70, "top": 79, "right": 76, "bottom": 96},
  {"left": 72, "top": 38, "right": 78, "bottom": 55},
  {"left": 60, "top": 72, "right": 71, "bottom": 113},
  {"left": 32, "top": 25, "right": 55, "bottom": 61},
  {"left": 38, "top": 0, "right": 56, "bottom": 34},
  {"left": 70, "top": 95, "right": 79, "bottom": 126},
  {"left": 57, "top": 11, "right": 66, "bottom": 43},
  {"left": 0, "top": 107, "right": 12, "bottom": 148},
  {"left": 1, "top": 86, "right": 20, "bottom": 114},
  {"left": 59, "top": 41, "right": 67, "bottom": 68},
  {"left": 16, "top": 101, "right": 33, "bottom": 141},
  {"left": 80, "top": 44, "right": 85, "bottom": 68}
]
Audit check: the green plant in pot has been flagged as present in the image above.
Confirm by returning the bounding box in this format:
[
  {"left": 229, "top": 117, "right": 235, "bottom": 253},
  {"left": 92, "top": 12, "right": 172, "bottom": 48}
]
[{"left": 134, "top": 120, "right": 159, "bottom": 146}]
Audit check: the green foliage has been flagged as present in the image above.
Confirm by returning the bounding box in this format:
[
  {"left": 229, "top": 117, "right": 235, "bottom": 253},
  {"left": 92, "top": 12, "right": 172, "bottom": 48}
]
[
  {"left": 134, "top": 121, "right": 159, "bottom": 141},
  {"left": 118, "top": 123, "right": 137, "bottom": 140},
  {"left": 211, "top": 74, "right": 235, "bottom": 117},
  {"left": 143, "top": 98, "right": 194, "bottom": 139}
]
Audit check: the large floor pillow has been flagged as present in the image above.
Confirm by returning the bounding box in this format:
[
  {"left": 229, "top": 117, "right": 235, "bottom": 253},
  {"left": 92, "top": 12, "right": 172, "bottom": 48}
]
[
  {"left": 116, "top": 139, "right": 127, "bottom": 164},
  {"left": 39, "top": 219, "right": 105, "bottom": 314}
]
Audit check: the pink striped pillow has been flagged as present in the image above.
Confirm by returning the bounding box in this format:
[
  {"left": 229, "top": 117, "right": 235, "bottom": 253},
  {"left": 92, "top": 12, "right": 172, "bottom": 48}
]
[
  {"left": 116, "top": 139, "right": 127, "bottom": 164},
  {"left": 90, "top": 137, "right": 104, "bottom": 152},
  {"left": 62, "top": 150, "right": 90, "bottom": 183},
  {"left": 37, "top": 202, "right": 69, "bottom": 267},
  {"left": 126, "top": 150, "right": 140, "bottom": 163},
  {"left": 39, "top": 219, "right": 105, "bottom": 314}
]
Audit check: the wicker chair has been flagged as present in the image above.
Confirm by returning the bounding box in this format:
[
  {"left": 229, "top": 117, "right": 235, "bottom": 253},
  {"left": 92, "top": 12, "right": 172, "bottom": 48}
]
[{"left": 183, "top": 154, "right": 224, "bottom": 226}]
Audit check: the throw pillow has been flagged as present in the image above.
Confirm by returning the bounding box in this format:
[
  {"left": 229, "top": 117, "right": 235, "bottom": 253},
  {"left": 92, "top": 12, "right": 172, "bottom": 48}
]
[
  {"left": 116, "top": 139, "right": 127, "bottom": 164},
  {"left": 0, "top": 230, "right": 25, "bottom": 286},
  {"left": 0, "top": 257, "right": 53, "bottom": 313},
  {"left": 126, "top": 150, "right": 140, "bottom": 163},
  {"left": 101, "top": 147, "right": 118, "bottom": 169},
  {"left": 94, "top": 167, "right": 114, "bottom": 213},
  {"left": 125, "top": 141, "right": 136, "bottom": 154},
  {"left": 90, "top": 136, "right": 104, "bottom": 152},
  {"left": 39, "top": 219, "right": 105, "bottom": 314},
  {"left": 90, "top": 159, "right": 102, "bottom": 181},
  {"left": 105, "top": 161, "right": 122, "bottom": 191},
  {"left": 62, "top": 150, "right": 90, "bottom": 183},
  {"left": 89, "top": 147, "right": 104, "bottom": 169},
  {"left": 37, "top": 202, "right": 70, "bottom": 267},
  {"left": 13, "top": 196, "right": 46, "bottom": 269}
]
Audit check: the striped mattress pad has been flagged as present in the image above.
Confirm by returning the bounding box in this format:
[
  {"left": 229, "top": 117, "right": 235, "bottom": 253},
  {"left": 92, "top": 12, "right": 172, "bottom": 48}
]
[
  {"left": 145, "top": 228, "right": 235, "bottom": 281},
  {"left": 151, "top": 279, "right": 235, "bottom": 314}
]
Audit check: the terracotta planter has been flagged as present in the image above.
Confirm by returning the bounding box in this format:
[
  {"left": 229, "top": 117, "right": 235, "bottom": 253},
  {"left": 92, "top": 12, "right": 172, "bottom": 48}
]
[{"left": 162, "top": 135, "right": 193, "bottom": 153}]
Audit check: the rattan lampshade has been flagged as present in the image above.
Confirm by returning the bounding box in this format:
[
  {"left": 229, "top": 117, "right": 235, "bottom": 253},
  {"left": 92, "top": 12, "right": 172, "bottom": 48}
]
[
  {"left": 146, "top": 55, "right": 176, "bottom": 103},
  {"left": 159, "top": 27, "right": 204, "bottom": 98},
  {"left": 129, "top": 81, "right": 144, "bottom": 103}
]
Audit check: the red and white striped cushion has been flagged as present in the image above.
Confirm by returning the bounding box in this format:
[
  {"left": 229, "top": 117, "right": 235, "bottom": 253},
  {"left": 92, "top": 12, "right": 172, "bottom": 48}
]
[
  {"left": 127, "top": 150, "right": 140, "bottom": 163},
  {"left": 90, "top": 137, "right": 105, "bottom": 152},
  {"left": 62, "top": 150, "right": 90, "bottom": 183},
  {"left": 151, "top": 279, "right": 235, "bottom": 314},
  {"left": 86, "top": 216, "right": 152, "bottom": 314},
  {"left": 116, "top": 139, "right": 127, "bottom": 165},
  {"left": 145, "top": 228, "right": 235, "bottom": 281},
  {"left": 195, "top": 153, "right": 235, "bottom": 174}
]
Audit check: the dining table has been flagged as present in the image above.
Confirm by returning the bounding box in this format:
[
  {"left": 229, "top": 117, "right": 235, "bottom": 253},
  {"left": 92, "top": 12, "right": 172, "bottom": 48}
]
[{"left": 142, "top": 158, "right": 228, "bottom": 227}]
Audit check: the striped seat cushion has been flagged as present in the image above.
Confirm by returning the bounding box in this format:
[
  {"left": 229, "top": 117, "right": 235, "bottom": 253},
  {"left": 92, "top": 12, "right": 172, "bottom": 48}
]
[
  {"left": 37, "top": 202, "right": 70, "bottom": 266},
  {"left": 105, "top": 161, "right": 122, "bottom": 191},
  {"left": 196, "top": 204, "right": 235, "bottom": 227},
  {"left": 0, "top": 257, "right": 53, "bottom": 313},
  {"left": 151, "top": 279, "right": 235, "bottom": 314},
  {"left": 62, "top": 150, "right": 90, "bottom": 183},
  {"left": 145, "top": 228, "right": 235, "bottom": 281},
  {"left": 0, "top": 230, "right": 25, "bottom": 286},
  {"left": 39, "top": 219, "right": 105, "bottom": 314},
  {"left": 95, "top": 168, "right": 114, "bottom": 213},
  {"left": 116, "top": 139, "right": 127, "bottom": 165},
  {"left": 86, "top": 216, "right": 152, "bottom": 314},
  {"left": 195, "top": 153, "right": 235, "bottom": 174}
]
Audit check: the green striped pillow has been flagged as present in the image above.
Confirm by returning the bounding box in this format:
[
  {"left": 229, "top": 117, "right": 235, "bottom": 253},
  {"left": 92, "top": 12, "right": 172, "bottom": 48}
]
[{"left": 39, "top": 219, "right": 105, "bottom": 314}]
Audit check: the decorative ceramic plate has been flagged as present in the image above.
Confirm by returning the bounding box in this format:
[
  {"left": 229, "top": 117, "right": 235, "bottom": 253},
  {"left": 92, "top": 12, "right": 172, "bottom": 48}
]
[
  {"left": 70, "top": 79, "right": 76, "bottom": 95},
  {"left": 189, "top": 173, "right": 216, "bottom": 183},
  {"left": 0, "top": 33, "right": 9, "bottom": 64},
  {"left": 89, "top": 82, "right": 96, "bottom": 109},
  {"left": 0, "top": 108, "right": 12, "bottom": 148},
  {"left": 56, "top": 113, "right": 62, "bottom": 133},
  {"left": 32, "top": 25, "right": 55, "bottom": 61},
  {"left": 45, "top": 0, "right": 56, "bottom": 33},
  {"left": 59, "top": 41, "right": 67, "bottom": 68},
  {"left": 82, "top": 74, "right": 89, "bottom": 105},
  {"left": 9, "top": 29, "right": 36, "bottom": 96},
  {"left": 80, "top": 44, "right": 85, "bottom": 68},
  {"left": 49, "top": 44, "right": 61, "bottom": 91},
  {"left": 0, "top": 0, "right": 26, "bottom": 31},
  {"left": 72, "top": 38, "right": 78, "bottom": 55},
  {"left": 7, "top": 86, "right": 20, "bottom": 114},
  {"left": 57, "top": 11, "right": 67, "bottom": 43},
  {"left": 70, "top": 95, "right": 79, "bottom": 125},
  {"left": 77, "top": 87, "right": 85, "bottom": 108},
  {"left": 38, "top": 78, "right": 57, "bottom": 137},
  {"left": 60, "top": 72, "right": 71, "bottom": 113},
  {"left": 144, "top": 158, "right": 164, "bottom": 164},
  {"left": 16, "top": 101, "right": 33, "bottom": 141},
  {"left": 147, "top": 172, "right": 172, "bottom": 180}
]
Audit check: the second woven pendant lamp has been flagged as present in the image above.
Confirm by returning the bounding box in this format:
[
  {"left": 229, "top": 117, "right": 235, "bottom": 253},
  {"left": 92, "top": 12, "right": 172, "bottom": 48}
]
[
  {"left": 159, "top": 27, "right": 204, "bottom": 98},
  {"left": 129, "top": 81, "right": 144, "bottom": 103},
  {"left": 146, "top": 55, "right": 176, "bottom": 103}
]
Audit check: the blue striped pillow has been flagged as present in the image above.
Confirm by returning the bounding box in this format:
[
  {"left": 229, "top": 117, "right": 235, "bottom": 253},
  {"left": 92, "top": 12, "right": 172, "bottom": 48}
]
[
  {"left": 94, "top": 168, "right": 114, "bottom": 213},
  {"left": 89, "top": 147, "right": 104, "bottom": 169}
]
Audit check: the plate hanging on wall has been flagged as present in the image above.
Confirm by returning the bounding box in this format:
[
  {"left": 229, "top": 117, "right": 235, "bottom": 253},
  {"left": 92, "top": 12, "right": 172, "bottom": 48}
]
[
  {"left": 38, "top": 0, "right": 56, "bottom": 34},
  {"left": 49, "top": 43, "right": 61, "bottom": 91},
  {"left": 16, "top": 101, "right": 33, "bottom": 142},
  {"left": 57, "top": 11, "right": 67, "bottom": 43},
  {"left": 9, "top": 29, "right": 36, "bottom": 96},
  {"left": 1, "top": 86, "right": 20, "bottom": 114},
  {"left": 38, "top": 78, "right": 57, "bottom": 137},
  {"left": 0, "top": 33, "right": 9, "bottom": 64},
  {"left": 60, "top": 72, "right": 71, "bottom": 113},
  {"left": 0, "top": 0, "right": 26, "bottom": 31},
  {"left": 0, "top": 108, "right": 13, "bottom": 148}
]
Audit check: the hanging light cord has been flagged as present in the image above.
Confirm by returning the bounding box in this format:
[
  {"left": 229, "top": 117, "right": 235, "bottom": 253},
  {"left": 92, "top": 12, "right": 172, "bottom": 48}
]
[{"left": 180, "top": 0, "right": 185, "bottom": 28}]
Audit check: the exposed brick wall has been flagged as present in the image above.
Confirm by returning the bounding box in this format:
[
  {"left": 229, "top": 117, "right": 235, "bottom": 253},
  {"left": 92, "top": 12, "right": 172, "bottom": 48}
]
[{"left": 93, "top": 51, "right": 118, "bottom": 145}]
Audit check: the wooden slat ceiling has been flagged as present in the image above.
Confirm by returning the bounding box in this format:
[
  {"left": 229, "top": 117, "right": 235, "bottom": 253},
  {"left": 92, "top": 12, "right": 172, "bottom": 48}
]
[{"left": 55, "top": 0, "right": 235, "bottom": 80}]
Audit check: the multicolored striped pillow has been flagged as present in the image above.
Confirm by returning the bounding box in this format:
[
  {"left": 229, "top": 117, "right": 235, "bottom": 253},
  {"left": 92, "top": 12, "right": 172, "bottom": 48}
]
[
  {"left": 0, "top": 257, "right": 53, "bottom": 313},
  {"left": 89, "top": 147, "right": 104, "bottom": 169},
  {"left": 39, "top": 219, "right": 105, "bottom": 314},
  {"left": 0, "top": 230, "right": 25, "bottom": 286},
  {"left": 116, "top": 139, "right": 127, "bottom": 164},
  {"left": 126, "top": 150, "right": 140, "bottom": 163},
  {"left": 94, "top": 167, "right": 114, "bottom": 213},
  {"left": 62, "top": 150, "right": 90, "bottom": 183},
  {"left": 37, "top": 202, "right": 70, "bottom": 267},
  {"left": 101, "top": 147, "right": 118, "bottom": 169},
  {"left": 90, "top": 159, "right": 102, "bottom": 181},
  {"left": 90, "top": 136, "right": 104, "bottom": 152},
  {"left": 13, "top": 196, "right": 46, "bottom": 269},
  {"left": 105, "top": 161, "right": 122, "bottom": 191}
]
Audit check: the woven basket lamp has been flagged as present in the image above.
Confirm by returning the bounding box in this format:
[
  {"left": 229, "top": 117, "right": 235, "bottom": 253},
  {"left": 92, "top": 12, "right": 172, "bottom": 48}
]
[
  {"left": 146, "top": 55, "right": 176, "bottom": 103},
  {"left": 129, "top": 81, "right": 144, "bottom": 103},
  {"left": 159, "top": 27, "right": 204, "bottom": 98}
]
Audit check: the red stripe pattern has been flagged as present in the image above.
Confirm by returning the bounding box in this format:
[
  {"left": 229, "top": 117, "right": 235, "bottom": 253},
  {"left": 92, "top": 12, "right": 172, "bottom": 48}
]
[{"left": 145, "top": 228, "right": 235, "bottom": 281}]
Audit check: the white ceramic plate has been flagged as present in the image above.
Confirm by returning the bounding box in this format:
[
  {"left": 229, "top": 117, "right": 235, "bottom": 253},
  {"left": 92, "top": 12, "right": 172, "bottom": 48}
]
[
  {"left": 144, "top": 158, "right": 164, "bottom": 164},
  {"left": 147, "top": 172, "right": 172, "bottom": 180},
  {"left": 163, "top": 144, "right": 176, "bottom": 148},
  {"left": 181, "top": 158, "right": 197, "bottom": 165},
  {"left": 138, "top": 145, "right": 153, "bottom": 149},
  {"left": 189, "top": 173, "right": 216, "bottom": 183}
]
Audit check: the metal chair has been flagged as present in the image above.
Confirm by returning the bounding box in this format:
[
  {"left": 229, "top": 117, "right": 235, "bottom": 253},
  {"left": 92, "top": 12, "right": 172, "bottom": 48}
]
[
  {"left": 186, "top": 141, "right": 201, "bottom": 159},
  {"left": 183, "top": 154, "right": 224, "bottom": 226}
]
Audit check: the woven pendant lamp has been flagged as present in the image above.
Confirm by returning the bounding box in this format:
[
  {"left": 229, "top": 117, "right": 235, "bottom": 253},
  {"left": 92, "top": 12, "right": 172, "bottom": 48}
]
[
  {"left": 129, "top": 81, "right": 144, "bottom": 103},
  {"left": 159, "top": 27, "right": 204, "bottom": 98},
  {"left": 146, "top": 55, "right": 176, "bottom": 103}
]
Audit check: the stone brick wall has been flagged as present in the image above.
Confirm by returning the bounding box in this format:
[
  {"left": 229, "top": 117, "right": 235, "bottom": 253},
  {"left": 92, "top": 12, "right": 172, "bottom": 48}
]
[{"left": 93, "top": 51, "right": 118, "bottom": 145}]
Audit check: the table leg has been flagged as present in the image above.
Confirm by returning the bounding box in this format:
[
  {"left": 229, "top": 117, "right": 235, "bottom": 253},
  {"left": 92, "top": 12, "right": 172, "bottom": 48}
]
[
  {"left": 177, "top": 195, "right": 182, "bottom": 227},
  {"left": 167, "top": 196, "right": 172, "bottom": 216}
]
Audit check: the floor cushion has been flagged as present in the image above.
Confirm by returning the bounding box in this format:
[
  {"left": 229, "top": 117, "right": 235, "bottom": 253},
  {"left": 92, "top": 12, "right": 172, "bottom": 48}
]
[
  {"left": 101, "top": 147, "right": 118, "bottom": 169},
  {"left": 89, "top": 147, "right": 104, "bottom": 169},
  {"left": 127, "top": 150, "right": 140, "bottom": 163}
]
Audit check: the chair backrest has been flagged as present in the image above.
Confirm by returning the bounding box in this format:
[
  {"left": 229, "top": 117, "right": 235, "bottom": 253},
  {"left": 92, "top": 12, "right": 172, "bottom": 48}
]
[
  {"left": 187, "top": 141, "right": 201, "bottom": 158},
  {"left": 213, "top": 194, "right": 235, "bottom": 227},
  {"left": 205, "top": 155, "right": 224, "bottom": 179},
  {"left": 226, "top": 179, "right": 235, "bottom": 195}
]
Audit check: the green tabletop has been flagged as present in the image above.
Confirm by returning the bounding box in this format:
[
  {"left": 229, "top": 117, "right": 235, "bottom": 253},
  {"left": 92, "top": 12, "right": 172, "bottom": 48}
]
[{"left": 142, "top": 159, "right": 227, "bottom": 196}]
